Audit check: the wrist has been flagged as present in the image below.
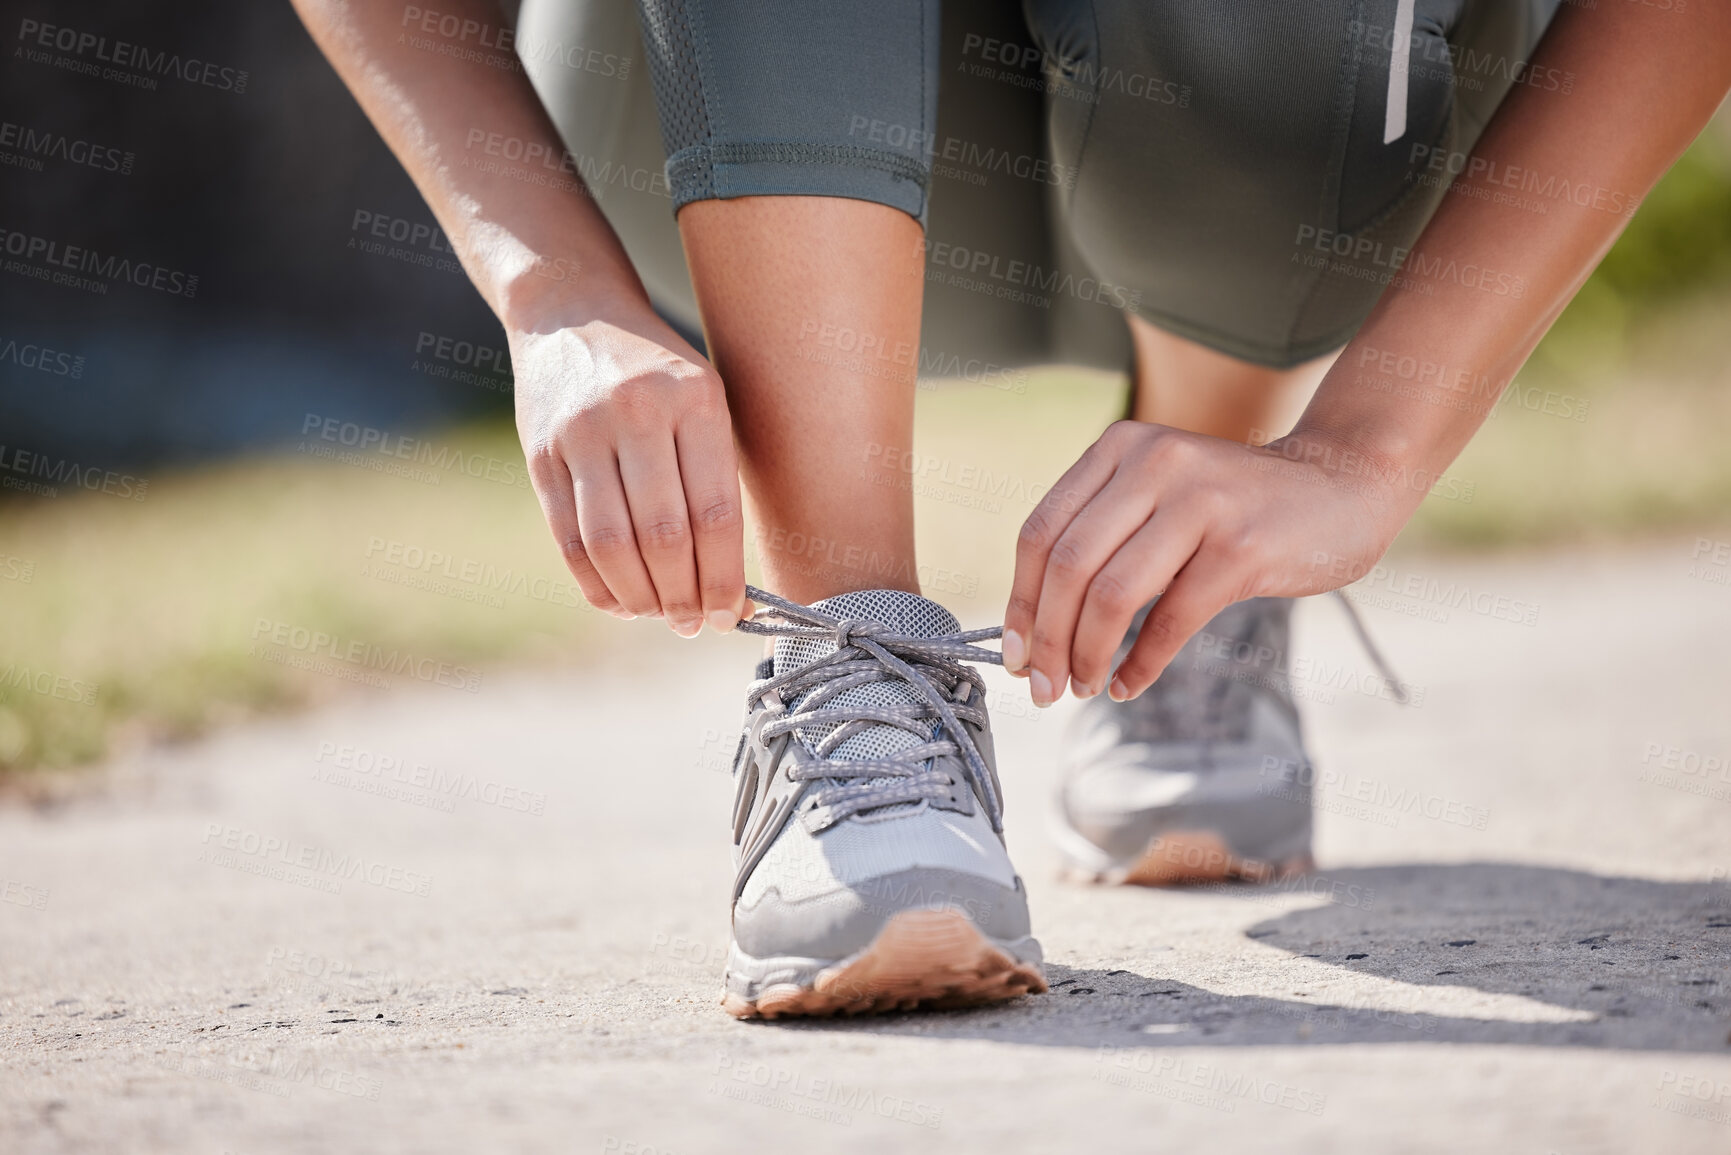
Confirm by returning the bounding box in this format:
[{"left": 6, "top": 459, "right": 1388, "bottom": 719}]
[
  {"left": 1273, "top": 421, "right": 1411, "bottom": 481},
  {"left": 497, "top": 264, "right": 634, "bottom": 335},
  {"left": 1264, "top": 424, "right": 1425, "bottom": 521}
]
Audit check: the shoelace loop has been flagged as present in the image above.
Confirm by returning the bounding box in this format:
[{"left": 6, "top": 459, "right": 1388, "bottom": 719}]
[{"left": 735, "top": 585, "right": 1007, "bottom": 832}]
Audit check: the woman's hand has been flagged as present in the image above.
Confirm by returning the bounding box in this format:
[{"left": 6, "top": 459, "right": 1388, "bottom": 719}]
[
  {"left": 1002, "top": 421, "right": 1413, "bottom": 705},
  {"left": 288, "top": 0, "right": 751, "bottom": 637},
  {"left": 511, "top": 307, "right": 748, "bottom": 636}
]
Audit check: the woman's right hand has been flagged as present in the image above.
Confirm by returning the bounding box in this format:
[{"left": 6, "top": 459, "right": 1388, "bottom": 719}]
[
  {"left": 290, "top": 0, "right": 750, "bottom": 634},
  {"left": 511, "top": 306, "right": 748, "bottom": 636}
]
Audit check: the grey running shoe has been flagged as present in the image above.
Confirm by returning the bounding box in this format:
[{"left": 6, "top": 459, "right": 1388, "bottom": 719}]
[
  {"left": 721, "top": 586, "right": 1045, "bottom": 1018},
  {"left": 1054, "top": 597, "right": 1316, "bottom": 886}
]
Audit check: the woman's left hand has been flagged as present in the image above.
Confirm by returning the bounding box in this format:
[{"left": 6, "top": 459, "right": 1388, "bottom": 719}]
[{"left": 1001, "top": 420, "right": 1414, "bottom": 705}]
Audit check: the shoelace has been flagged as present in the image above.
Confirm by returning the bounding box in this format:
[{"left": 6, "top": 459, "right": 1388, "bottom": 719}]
[
  {"left": 1330, "top": 590, "right": 1410, "bottom": 706},
  {"left": 734, "top": 585, "right": 1007, "bottom": 832},
  {"left": 732, "top": 585, "right": 1407, "bottom": 829}
]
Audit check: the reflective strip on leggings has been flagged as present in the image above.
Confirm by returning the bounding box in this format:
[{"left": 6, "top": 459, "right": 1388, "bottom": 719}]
[{"left": 1384, "top": 0, "right": 1417, "bottom": 143}]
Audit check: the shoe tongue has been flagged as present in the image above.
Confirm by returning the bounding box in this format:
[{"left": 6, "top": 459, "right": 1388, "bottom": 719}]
[
  {"left": 773, "top": 589, "right": 960, "bottom": 766},
  {"left": 772, "top": 589, "right": 960, "bottom": 674}
]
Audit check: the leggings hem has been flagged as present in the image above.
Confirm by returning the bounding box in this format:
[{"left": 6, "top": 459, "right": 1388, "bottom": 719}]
[{"left": 667, "top": 142, "right": 930, "bottom": 219}]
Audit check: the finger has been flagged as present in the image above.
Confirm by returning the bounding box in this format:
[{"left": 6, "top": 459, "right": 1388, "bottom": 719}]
[
  {"left": 573, "top": 451, "right": 663, "bottom": 619},
  {"left": 1109, "top": 553, "right": 1237, "bottom": 701},
  {"left": 674, "top": 410, "right": 747, "bottom": 633},
  {"left": 1004, "top": 425, "right": 1127, "bottom": 676},
  {"left": 1023, "top": 470, "right": 1160, "bottom": 706},
  {"left": 526, "top": 450, "right": 626, "bottom": 617},
  {"left": 1068, "top": 512, "right": 1204, "bottom": 699},
  {"left": 617, "top": 433, "right": 703, "bottom": 636}
]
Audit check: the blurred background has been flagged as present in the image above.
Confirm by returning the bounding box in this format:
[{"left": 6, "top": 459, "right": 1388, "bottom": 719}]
[{"left": 2, "top": 0, "right": 1729, "bottom": 779}]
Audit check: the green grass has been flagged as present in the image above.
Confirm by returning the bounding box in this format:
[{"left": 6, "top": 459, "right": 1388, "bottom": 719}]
[
  {"left": 1397, "top": 271, "right": 1731, "bottom": 550},
  {"left": 0, "top": 424, "right": 595, "bottom": 778}
]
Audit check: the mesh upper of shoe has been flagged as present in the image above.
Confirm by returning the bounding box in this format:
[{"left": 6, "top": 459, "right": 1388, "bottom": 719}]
[
  {"left": 1102, "top": 598, "right": 1298, "bottom": 746},
  {"left": 1064, "top": 692, "right": 1307, "bottom": 819},
  {"left": 772, "top": 588, "right": 961, "bottom": 765},
  {"left": 739, "top": 589, "right": 1017, "bottom": 907},
  {"left": 1062, "top": 598, "right": 1307, "bottom": 816}
]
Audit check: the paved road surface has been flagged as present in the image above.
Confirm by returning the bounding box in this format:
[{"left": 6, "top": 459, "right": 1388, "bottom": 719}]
[{"left": 3, "top": 541, "right": 1730, "bottom": 1154}]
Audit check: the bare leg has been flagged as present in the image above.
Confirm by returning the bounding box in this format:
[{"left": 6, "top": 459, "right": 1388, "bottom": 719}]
[
  {"left": 1127, "top": 315, "right": 1337, "bottom": 443},
  {"left": 678, "top": 196, "right": 924, "bottom": 604}
]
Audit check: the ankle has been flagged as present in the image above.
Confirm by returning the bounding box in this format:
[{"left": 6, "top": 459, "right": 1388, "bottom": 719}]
[
  {"left": 753, "top": 524, "right": 920, "bottom": 604},
  {"left": 758, "top": 563, "right": 922, "bottom": 605}
]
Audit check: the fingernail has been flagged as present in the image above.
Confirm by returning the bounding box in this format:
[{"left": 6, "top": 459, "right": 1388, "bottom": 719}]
[
  {"left": 1071, "top": 678, "right": 1099, "bottom": 700},
  {"left": 673, "top": 619, "right": 702, "bottom": 639},
  {"left": 1001, "top": 629, "right": 1027, "bottom": 672},
  {"left": 1029, "top": 669, "right": 1053, "bottom": 707},
  {"left": 612, "top": 610, "right": 637, "bottom": 621},
  {"left": 1108, "top": 678, "right": 1129, "bottom": 702},
  {"left": 706, "top": 608, "right": 737, "bottom": 634}
]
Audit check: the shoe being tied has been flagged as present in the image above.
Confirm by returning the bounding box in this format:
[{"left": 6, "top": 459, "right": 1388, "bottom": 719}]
[
  {"left": 1054, "top": 597, "right": 1318, "bottom": 886},
  {"left": 721, "top": 585, "right": 1045, "bottom": 1018}
]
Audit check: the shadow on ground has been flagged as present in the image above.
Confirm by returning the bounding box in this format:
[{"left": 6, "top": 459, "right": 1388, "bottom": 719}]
[{"left": 760, "top": 863, "right": 1731, "bottom": 1052}]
